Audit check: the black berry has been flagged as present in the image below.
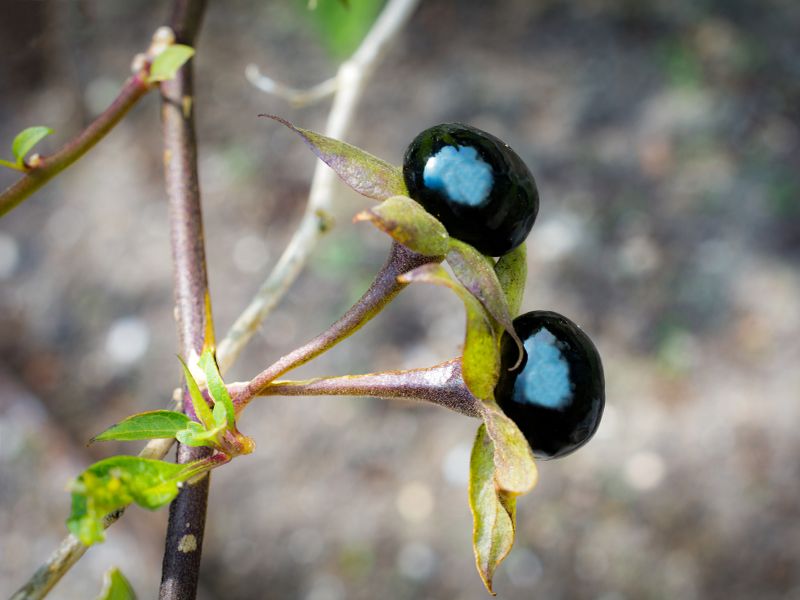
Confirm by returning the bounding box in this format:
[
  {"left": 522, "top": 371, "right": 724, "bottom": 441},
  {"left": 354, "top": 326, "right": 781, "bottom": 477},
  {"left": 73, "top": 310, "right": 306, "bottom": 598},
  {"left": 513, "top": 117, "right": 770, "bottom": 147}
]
[
  {"left": 402, "top": 123, "right": 539, "bottom": 257},
  {"left": 494, "top": 311, "right": 604, "bottom": 459}
]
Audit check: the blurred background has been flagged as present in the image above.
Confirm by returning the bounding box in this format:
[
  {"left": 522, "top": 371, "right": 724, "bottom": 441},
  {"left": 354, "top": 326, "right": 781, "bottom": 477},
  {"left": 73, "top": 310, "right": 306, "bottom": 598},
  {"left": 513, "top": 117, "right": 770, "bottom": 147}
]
[{"left": 1, "top": 0, "right": 799, "bottom": 598}]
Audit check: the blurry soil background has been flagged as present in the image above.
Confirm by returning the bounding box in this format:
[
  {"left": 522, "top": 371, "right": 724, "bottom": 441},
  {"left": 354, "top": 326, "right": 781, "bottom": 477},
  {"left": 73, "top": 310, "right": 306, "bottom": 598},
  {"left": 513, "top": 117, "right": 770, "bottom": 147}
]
[{"left": 1, "top": 1, "right": 799, "bottom": 599}]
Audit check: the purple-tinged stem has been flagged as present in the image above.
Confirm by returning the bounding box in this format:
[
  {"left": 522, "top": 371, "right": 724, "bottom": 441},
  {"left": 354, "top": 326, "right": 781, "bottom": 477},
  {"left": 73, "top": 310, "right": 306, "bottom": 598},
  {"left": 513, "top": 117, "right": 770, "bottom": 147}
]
[
  {"left": 256, "top": 359, "right": 483, "bottom": 418},
  {"left": 240, "top": 242, "right": 439, "bottom": 406},
  {"left": 158, "top": 1, "right": 210, "bottom": 599},
  {"left": 0, "top": 74, "right": 151, "bottom": 218}
]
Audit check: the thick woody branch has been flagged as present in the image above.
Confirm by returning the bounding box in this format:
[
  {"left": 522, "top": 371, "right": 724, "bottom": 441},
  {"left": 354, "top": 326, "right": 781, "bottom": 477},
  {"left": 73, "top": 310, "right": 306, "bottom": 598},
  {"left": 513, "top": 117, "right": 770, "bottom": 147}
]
[{"left": 158, "top": 1, "right": 211, "bottom": 599}]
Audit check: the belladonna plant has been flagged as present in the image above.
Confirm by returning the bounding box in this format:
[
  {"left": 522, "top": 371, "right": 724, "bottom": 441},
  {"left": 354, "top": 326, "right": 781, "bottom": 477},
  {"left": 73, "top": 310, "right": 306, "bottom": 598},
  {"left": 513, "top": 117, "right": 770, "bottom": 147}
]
[
  {"left": 66, "top": 115, "right": 604, "bottom": 595},
  {"left": 7, "top": 70, "right": 604, "bottom": 592}
]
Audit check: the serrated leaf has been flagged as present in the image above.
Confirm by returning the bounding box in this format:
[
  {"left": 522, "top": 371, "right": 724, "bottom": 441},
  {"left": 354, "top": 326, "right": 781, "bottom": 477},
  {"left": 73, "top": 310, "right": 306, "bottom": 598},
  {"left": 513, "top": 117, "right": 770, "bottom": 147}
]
[
  {"left": 354, "top": 195, "right": 449, "bottom": 256},
  {"left": 96, "top": 567, "right": 136, "bottom": 600},
  {"left": 178, "top": 356, "right": 215, "bottom": 431},
  {"left": 91, "top": 410, "right": 190, "bottom": 443},
  {"left": 481, "top": 402, "right": 538, "bottom": 495},
  {"left": 494, "top": 242, "right": 527, "bottom": 317},
  {"left": 398, "top": 264, "right": 499, "bottom": 400},
  {"left": 447, "top": 239, "right": 524, "bottom": 369},
  {"left": 12, "top": 126, "right": 53, "bottom": 165},
  {"left": 469, "top": 424, "right": 516, "bottom": 595},
  {"left": 148, "top": 44, "right": 195, "bottom": 83},
  {"left": 198, "top": 350, "right": 235, "bottom": 429},
  {"left": 262, "top": 115, "right": 407, "bottom": 201},
  {"left": 67, "top": 456, "right": 209, "bottom": 545}
]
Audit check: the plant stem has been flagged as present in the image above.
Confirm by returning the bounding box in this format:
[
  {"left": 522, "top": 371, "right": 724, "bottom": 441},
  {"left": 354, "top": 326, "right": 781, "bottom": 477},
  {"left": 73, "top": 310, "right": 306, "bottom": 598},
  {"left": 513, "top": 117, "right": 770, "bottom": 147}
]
[
  {"left": 0, "top": 74, "right": 151, "bottom": 218},
  {"left": 237, "top": 242, "right": 437, "bottom": 409},
  {"left": 158, "top": 1, "right": 210, "bottom": 599},
  {"left": 257, "top": 359, "right": 482, "bottom": 417},
  {"left": 218, "top": 0, "right": 421, "bottom": 372}
]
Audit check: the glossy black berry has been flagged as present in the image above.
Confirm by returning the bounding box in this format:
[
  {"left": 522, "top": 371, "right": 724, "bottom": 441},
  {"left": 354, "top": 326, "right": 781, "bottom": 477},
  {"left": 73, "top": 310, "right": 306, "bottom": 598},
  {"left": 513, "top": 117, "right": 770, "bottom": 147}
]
[
  {"left": 494, "top": 311, "right": 604, "bottom": 459},
  {"left": 402, "top": 123, "right": 539, "bottom": 256}
]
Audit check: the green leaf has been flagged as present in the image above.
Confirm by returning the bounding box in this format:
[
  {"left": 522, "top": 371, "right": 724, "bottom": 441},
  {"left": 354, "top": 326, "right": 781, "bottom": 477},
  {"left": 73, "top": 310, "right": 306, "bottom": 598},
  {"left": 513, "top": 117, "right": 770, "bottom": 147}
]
[
  {"left": 469, "top": 424, "right": 516, "bottom": 595},
  {"left": 148, "top": 44, "right": 195, "bottom": 83},
  {"left": 481, "top": 402, "right": 538, "bottom": 495},
  {"left": 175, "top": 421, "right": 220, "bottom": 447},
  {"left": 494, "top": 242, "right": 527, "bottom": 317},
  {"left": 96, "top": 567, "right": 136, "bottom": 600},
  {"left": 198, "top": 350, "right": 235, "bottom": 429},
  {"left": 355, "top": 195, "right": 449, "bottom": 256},
  {"left": 11, "top": 126, "right": 53, "bottom": 165},
  {"left": 212, "top": 400, "right": 227, "bottom": 428},
  {"left": 262, "top": 115, "right": 407, "bottom": 201},
  {"left": 178, "top": 356, "right": 215, "bottom": 431},
  {"left": 91, "top": 410, "right": 190, "bottom": 443},
  {"left": 67, "top": 456, "right": 209, "bottom": 545},
  {"left": 399, "top": 264, "right": 500, "bottom": 400},
  {"left": 447, "top": 239, "right": 524, "bottom": 369}
]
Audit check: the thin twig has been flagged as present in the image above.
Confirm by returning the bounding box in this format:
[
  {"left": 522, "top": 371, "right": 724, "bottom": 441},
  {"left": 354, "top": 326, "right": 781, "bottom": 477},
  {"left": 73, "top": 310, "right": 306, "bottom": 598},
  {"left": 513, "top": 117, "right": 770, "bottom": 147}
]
[
  {"left": 217, "top": 0, "right": 420, "bottom": 373},
  {"left": 244, "top": 67, "right": 337, "bottom": 107},
  {"left": 157, "top": 1, "right": 211, "bottom": 599},
  {"left": 0, "top": 74, "right": 150, "bottom": 218}
]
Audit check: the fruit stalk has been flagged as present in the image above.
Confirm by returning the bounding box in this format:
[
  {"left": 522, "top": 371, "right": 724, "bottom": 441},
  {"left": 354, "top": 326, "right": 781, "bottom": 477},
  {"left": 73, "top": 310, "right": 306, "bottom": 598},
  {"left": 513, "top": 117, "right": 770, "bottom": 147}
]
[
  {"left": 239, "top": 242, "right": 439, "bottom": 408},
  {"left": 256, "top": 358, "right": 483, "bottom": 417}
]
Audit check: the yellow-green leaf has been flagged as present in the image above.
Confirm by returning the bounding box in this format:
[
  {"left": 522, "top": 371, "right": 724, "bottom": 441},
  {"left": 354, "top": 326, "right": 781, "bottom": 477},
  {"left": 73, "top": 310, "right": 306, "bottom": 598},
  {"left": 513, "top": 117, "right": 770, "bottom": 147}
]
[
  {"left": 96, "top": 567, "right": 136, "bottom": 600},
  {"left": 494, "top": 242, "right": 527, "bottom": 317},
  {"left": 481, "top": 402, "right": 538, "bottom": 495},
  {"left": 447, "top": 239, "right": 524, "bottom": 368},
  {"left": 262, "top": 115, "right": 407, "bottom": 201},
  {"left": 178, "top": 356, "right": 215, "bottom": 430},
  {"left": 91, "top": 410, "right": 190, "bottom": 443},
  {"left": 469, "top": 424, "right": 516, "bottom": 595},
  {"left": 67, "top": 456, "right": 210, "bottom": 545},
  {"left": 198, "top": 350, "right": 235, "bottom": 429},
  {"left": 212, "top": 400, "right": 227, "bottom": 428},
  {"left": 398, "top": 264, "right": 499, "bottom": 400},
  {"left": 148, "top": 44, "right": 195, "bottom": 83},
  {"left": 355, "top": 195, "right": 449, "bottom": 256},
  {"left": 11, "top": 126, "right": 53, "bottom": 165},
  {"left": 175, "top": 421, "right": 220, "bottom": 448}
]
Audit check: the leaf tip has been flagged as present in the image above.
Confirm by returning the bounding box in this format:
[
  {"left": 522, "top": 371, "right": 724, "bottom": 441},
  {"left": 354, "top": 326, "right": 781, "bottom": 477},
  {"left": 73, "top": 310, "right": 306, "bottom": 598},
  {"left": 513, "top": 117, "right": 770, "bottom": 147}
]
[{"left": 258, "top": 113, "right": 291, "bottom": 128}]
